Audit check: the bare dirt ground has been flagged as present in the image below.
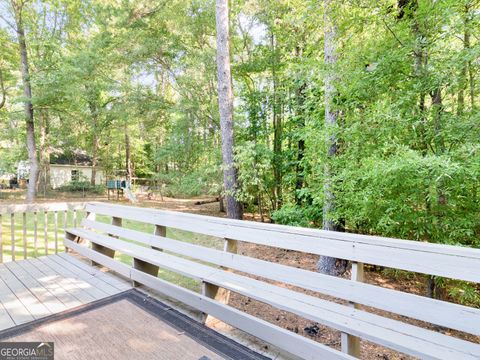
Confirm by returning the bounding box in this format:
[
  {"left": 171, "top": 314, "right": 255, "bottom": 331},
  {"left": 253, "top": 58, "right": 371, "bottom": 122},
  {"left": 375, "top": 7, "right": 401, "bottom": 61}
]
[{"left": 2, "top": 192, "right": 478, "bottom": 359}]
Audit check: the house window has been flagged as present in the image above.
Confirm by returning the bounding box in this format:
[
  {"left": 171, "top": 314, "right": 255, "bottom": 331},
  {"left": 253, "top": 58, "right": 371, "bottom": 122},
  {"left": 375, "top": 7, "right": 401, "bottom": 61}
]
[{"left": 71, "top": 170, "right": 79, "bottom": 181}]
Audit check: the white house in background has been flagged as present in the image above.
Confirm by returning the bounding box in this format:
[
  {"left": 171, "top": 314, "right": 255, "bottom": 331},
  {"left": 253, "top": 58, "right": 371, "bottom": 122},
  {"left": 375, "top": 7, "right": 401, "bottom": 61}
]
[
  {"left": 49, "top": 151, "right": 105, "bottom": 189},
  {"left": 50, "top": 164, "right": 105, "bottom": 189},
  {"left": 18, "top": 150, "right": 105, "bottom": 189}
]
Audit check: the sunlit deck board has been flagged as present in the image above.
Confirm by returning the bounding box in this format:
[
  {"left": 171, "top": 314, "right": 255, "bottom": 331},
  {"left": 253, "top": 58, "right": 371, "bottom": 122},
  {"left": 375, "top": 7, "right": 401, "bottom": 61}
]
[
  {"left": 57, "top": 252, "right": 131, "bottom": 292},
  {"left": 0, "top": 276, "right": 27, "bottom": 328},
  {"left": 15, "top": 259, "right": 83, "bottom": 308},
  {"left": 49, "top": 254, "right": 124, "bottom": 295},
  {"left": 4, "top": 261, "right": 67, "bottom": 314},
  {"left": 0, "top": 264, "right": 51, "bottom": 320},
  {"left": 38, "top": 256, "right": 116, "bottom": 299},
  {"left": 27, "top": 257, "right": 97, "bottom": 304},
  {"left": 0, "top": 253, "right": 131, "bottom": 331}
]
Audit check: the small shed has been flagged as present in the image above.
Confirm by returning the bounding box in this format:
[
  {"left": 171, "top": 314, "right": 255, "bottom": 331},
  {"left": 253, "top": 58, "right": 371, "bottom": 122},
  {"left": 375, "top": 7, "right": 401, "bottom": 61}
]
[{"left": 49, "top": 152, "right": 105, "bottom": 189}]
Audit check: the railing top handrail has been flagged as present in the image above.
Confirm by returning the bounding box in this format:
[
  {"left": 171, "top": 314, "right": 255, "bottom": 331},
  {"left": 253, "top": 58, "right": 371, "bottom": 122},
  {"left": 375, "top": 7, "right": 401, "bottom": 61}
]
[
  {"left": 0, "top": 202, "right": 88, "bottom": 214},
  {"left": 86, "top": 202, "right": 480, "bottom": 258},
  {"left": 85, "top": 203, "right": 480, "bottom": 283}
]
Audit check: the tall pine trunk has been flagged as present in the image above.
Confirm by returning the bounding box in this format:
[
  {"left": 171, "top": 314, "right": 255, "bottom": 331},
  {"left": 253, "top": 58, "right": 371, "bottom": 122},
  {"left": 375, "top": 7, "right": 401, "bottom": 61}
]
[
  {"left": 38, "top": 111, "right": 50, "bottom": 195},
  {"left": 215, "top": 0, "right": 242, "bottom": 220},
  {"left": 88, "top": 100, "right": 99, "bottom": 186},
  {"left": 13, "top": 1, "right": 39, "bottom": 203},
  {"left": 271, "top": 32, "right": 282, "bottom": 209},
  {"left": 125, "top": 123, "right": 132, "bottom": 184},
  {"left": 318, "top": 0, "right": 347, "bottom": 276},
  {"left": 457, "top": 3, "right": 472, "bottom": 115},
  {"left": 294, "top": 45, "right": 306, "bottom": 205},
  {"left": 0, "top": 68, "right": 6, "bottom": 109}
]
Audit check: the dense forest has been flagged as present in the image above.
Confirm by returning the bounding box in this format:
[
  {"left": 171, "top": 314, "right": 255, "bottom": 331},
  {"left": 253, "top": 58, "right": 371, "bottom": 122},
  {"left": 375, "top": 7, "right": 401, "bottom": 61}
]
[{"left": 0, "top": 1, "right": 479, "bottom": 283}]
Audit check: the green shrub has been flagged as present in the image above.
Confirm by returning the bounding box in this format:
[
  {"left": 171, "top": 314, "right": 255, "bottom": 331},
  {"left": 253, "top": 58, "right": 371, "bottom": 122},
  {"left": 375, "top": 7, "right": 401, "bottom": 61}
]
[
  {"left": 271, "top": 205, "right": 312, "bottom": 227},
  {"left": 58, "top": 180, "right": 105, "bottom": 194}
]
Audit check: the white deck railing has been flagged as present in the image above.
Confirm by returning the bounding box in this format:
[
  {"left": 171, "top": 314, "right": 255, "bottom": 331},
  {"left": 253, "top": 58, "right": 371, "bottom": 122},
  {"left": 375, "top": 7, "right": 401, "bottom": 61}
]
[
  {"left": 64, "top": 202, "right": 480, "bottom": 360},
  {"left": 0, "top": 202, "right": 86, "bottom": 262}
]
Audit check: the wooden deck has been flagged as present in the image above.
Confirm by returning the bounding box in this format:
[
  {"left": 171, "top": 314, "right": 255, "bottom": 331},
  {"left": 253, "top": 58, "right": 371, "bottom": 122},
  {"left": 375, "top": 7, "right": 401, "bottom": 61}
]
[
  {"left": 0, "top": 202, "right": 479, "bottom": 359},
  {"left": 0, "top": 253, "right": 131, "bottom": 331}
]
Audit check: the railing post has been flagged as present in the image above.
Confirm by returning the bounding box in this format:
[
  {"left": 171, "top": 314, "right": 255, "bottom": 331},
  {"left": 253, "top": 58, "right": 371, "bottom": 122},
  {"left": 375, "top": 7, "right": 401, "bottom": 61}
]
[
  {"left": 131, "top": 224, "right": 164, "bottom": 287},
  {"left": 10, "top": 213, "right": 15, "bottom": 261},
  {"left": 44, "top": 211, "right": 48, "bottom": 256},
  {"left": 33, "top": 212, "right": 38, "bottom": 257},
  {"left": 130, "top": 224, "right": 165, "bottom": 287},
  {"left": 152, "top": 225, "right": 166, "bottom": 251},
  {"left": 22, "top": 213, "right": 27, "bottom": 259},
  {"left": 341, "top": 261, "right": 364, "bottom": 357},
  {"left": 132, "top": 257, "right": 159, "bottom": 287},
  {"left": 201, "top": 238, "right": 237, "bottom": 325},
  {"left": 0, "top": 214, "right": 3, "bottom": 263},
  {"left": 90, "top": 212, "right": 117, "bottom": 266},
  {"left": 54, "top": 211, "right": 58, "bottom": 254},
  {"left": 90, "top": 214, "right": 116, "bottom": 266},
  {"left": 73, "top": 209, "right": 77, "bottom": 227}
]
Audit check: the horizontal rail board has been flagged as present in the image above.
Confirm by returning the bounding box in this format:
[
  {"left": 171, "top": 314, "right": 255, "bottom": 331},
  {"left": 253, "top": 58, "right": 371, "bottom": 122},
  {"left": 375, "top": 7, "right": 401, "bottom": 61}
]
[
  {"left": 81, "top": 219, "right": 480, "bottom": 336},
  {"left": 65, "top": 231, "right": 480, "bottom": 360},
  {"left": 0, "top": 202, "right": 87, "bottom": 215},
  {"left": 85, "top": 203, "right": 480, "bottom": 282},
  {"left": 64, "top": 241, "right": 350, "bottom": 360}
]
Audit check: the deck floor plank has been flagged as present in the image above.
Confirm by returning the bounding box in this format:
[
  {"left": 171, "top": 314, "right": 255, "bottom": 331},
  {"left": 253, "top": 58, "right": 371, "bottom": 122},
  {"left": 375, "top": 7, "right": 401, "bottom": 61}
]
[
  {"left": 0, "top": 253, "right": 129, "bottom": 333},
  {"left": 0, "top": 278, "right": 33, "bottom": 326},
  {"left": 27, "top": 257, "right": 97, "bottom": 304},
  {"left": 4, "top": 261, "right": 68, "bottom": 314},
  {"left": 58, "top": 252, "right": 131, "bottom": 291},
  {"left": 49, "top": 254, "right": 123, "bottom": 296},
  {"left": 0, "top": 265, "right": 44, "bottom": 324},
  {"left": 35, "top": 256, "right": 108, "bottom": 301},
  {"left": 15, "top": 259, "right": 83, "bottom": 309},
  {"left": 0, "top": 265, "right": 51, "bottom": 320},
  {"left": 0, "top": 278, "right": 20, "bottom": 330},
  {"left": 38, "top": 255, "right": 114, "bottom": 299}
]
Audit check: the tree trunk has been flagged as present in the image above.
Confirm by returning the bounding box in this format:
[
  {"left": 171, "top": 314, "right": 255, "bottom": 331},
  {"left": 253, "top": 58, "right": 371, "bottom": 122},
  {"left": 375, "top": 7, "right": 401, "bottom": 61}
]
[
  {"left": 13, "top": 2, "right": 39, "bottom": 203},
  {"left": 38, "top": 111, "right": 50, "bottom": 195},
  {"left": 406, "top": 0, "right": 428, "bottom": 156},
  {"left": 271, "top": 32, "right": 282, "bottom": 210},
  {"left": 88, "top": 100, "right": 99, "bottom": 186},
  {"left": 215, "top": 0, "right": 243, "bottom": 220},
  {"left": 91, "top": 134, "right": 98, "bottom": 185},
  {"left": 457, "top": 3, "right": 471, "bottom": 115},
  {"left": 125, "top": 124, "right": 132, "bottom": 184},
  {"left": 0, "top": 68, "right": 6, "bottom": 109},
  {"left": 318, "top": 0, "right": 347, "bottom": 276},
  {"left": 462, "top": 3, "right": 475, "bottom": 110},
  {"left": 294, "top": 45, "right": 306, "bottom": 206}
]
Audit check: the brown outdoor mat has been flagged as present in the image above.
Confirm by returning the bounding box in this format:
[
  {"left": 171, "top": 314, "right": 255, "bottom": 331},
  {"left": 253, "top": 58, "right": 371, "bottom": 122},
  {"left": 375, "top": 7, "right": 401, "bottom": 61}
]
[{"left": 0, "top": 289, "right": 270, "bottom": 360}]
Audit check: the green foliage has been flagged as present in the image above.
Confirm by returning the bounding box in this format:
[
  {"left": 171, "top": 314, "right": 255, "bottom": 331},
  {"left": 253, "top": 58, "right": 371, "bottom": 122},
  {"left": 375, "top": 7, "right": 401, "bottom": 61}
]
[
  {"left": 58, "top": 180, "right": 105, "bottom": 195},
  {"left": 159, "top": 166, "right": 222, "bottom": 198},
  {"left": 336, "top": 147, "right": 479, "bottom": 245},
  {"left": 448, "top": 281, "right": 480, "bottom": 308},
  {"left": 0, "top": 0, "right": 479, "bottom": 304},
  {"left": 271, "top": 204, "right": 311, "bottom": 227}
]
